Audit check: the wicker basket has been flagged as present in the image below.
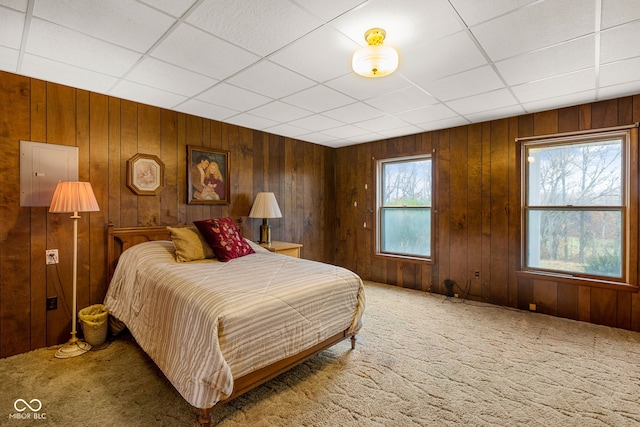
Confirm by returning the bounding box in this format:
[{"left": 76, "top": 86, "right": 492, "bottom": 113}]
[{"left": 79, "top": 304, "right": 108, "bottom": 346}]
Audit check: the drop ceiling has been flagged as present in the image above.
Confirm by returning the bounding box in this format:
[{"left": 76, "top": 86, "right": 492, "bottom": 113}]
[{"left": 2, "top": 0, "right": 640, "bottom": 148}]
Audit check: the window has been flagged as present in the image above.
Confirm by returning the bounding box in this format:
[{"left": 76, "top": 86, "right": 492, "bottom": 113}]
[
  {"left": 377, "top": 155, "right": 432, "bottom": 259},
  {"left": 522, "top": 129, "right": 632, "bottom": 281}
]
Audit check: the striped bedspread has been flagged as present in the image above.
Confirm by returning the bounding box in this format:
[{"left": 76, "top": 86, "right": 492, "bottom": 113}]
[{"left": 104, "top": 240, "right": 365, "bottom": 409}]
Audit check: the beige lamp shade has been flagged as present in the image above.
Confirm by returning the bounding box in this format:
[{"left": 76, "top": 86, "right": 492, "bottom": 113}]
[
  {"left": 248, "top": 192, "right": 282, "bottom": 219},
  {"left": 49, "top": 182, "right": 100, "bottom": 213}
]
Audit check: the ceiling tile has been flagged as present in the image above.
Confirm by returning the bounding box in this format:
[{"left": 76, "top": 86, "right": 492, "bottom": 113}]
[
  {"left": 472, "top": 0, "right": 595, "bottom": 61},
  {"left": 32, "top": 0, "right": 176, "bottom": 52},
  {"left": 263, "top": 122, "right": 309, "bottom": 138},
  {"left": 322, "top": 124, "right": 370, "bottom": 139},
  {"left": 4, "top": 0, "right": 640, "bottom": 148},
  {"left": 418, "top": 116, "right": 470, "bottom": 131},
  {"left": 109, "top": 80, "right": 187, "bottom": 109},
  {"left": 0, "top": 7, "right": 24, "bottom": 49},
  {"left": 196, "top": 83, "right": 271, "bottom": 111},
  {"left": 282, "top": 85, "right": 354, "bottom": 113},
  {"left": 598, "top": 80, "right": 640, "bottom": 100},
  {"left": 0, "top": 0, "right": 28, "bottom": 12},
  {"left": 21, "top": 54, "right": 118, "bottom": 92},
  {"left": 0, "top": 46, "right": 18, "bottom": 72},
  {"left": 400, "top": 31, "right": 487, "bottom": 84},
  {"left": 293, "top": 0, "right": 365, "bottom": 22},
  {"left": 326, "top": 72, "right": 410, "bottom": 101},
  {"left": 187, "top": 0, "right": 322, "bottom": 56},
  {"left": 298, "top": 132, "right": 339, "bottom": 146},
  {"left": 138, "top": 0, "right": 197, "bottom": 18},
  {"left": 269, "top": 26, "right": 358, "bottom": 83},
  {"left": 495, "top": 36, "right": 595, "bottom": 86},
  {"left": 331, "top": 0, "right": 462, "bottom": 48},
  {"left": 396, "top": 104, "right": 458, "bottom": 125},
  {"left": 354, "top": 114, "right": 410, "bottom": 133},
  {"left": 512, "top": 69, "right": 595, "bottom": 104},
  {"left": 601, "top": 0, "right": 640, "bottom": 29},
  {"left": 378, "top": 124, "right": 424, "bottom": 138},
  {"left": 151, "top": 24, "right": 259, "bottom": 80},
  {"left": 248, "top": 101, "right": 312, "bottom": 122},
  {"left": 126, "top": 57, "right": 217, "bottom": 97},
  {"left": 599, "top": 56, "right": 640, "bottom": 87},
  {"left": 449, "top": 0, "right": 537, "bottom": 26},
  {"left": 288, "top": 114, "right": 345, "bottom": 132},
  {"left": 364, "top": 86, "right": 438, "bottom": 114},
  {"left": 26, "top": 18, "right": 141, "bottom": 76},
  {"left": 174, "top": 98, "right": 238, "bottom": 121},
  {"left": 600, "top": 21, "right": 640, "bottom": 64},
  {"left": 226, "top": 60, "right": 315, "bottom": 98},
  {"left": 463, "top": 104, "right": 525, "bottom": 123},
  {"left": 225, "top": 113, "right": 278, "bottom": 130},
  {"left": 521, "top": 90, "right": 595, "bottom": 114},
  {"left": 421, "top": 65, "right": 504, "bottom": 101},
  {"left": 446, "top": 88, "right": 518, "bottom": 115},
  {"left": 322, "top": 102, "right": 385, "bottom": 123}
]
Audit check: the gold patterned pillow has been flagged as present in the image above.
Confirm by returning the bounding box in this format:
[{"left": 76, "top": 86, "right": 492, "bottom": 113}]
[{"left": 167, "top": 226, "right": 216, "bottom": 262}]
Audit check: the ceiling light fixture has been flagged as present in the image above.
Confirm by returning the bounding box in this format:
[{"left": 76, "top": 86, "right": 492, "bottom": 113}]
[{"left": 352, "top": 28, "right": 399, "bottom": 78}]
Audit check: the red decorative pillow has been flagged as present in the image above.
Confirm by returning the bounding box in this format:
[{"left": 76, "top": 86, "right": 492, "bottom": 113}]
[{"left": 193, "top": 218, "right": 254, "bottom": 262}]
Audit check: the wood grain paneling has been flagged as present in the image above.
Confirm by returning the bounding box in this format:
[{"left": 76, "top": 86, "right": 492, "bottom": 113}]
[
  {"left": 334, "top": 96, "right": 640, "bottom": 332},
  {"left": 0, "top": 71, "right": 335, "bottom": 357},
  {"left": 3, "top": 69, "right": 640, "bottom": 358}
]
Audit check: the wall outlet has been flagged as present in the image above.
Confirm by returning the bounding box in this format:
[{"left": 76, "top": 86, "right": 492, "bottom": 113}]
[
  {"left": 529, "top": 303, "right": 537, "bottom": 311},
  {"left": 46, "top": 296, "right": 58, "bottom": 311},
  {"left": 46, "top": 249, "right": 58, "bottom": 265}
]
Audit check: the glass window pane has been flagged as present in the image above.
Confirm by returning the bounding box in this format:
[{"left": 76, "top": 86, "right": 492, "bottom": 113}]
[
  {"left": 526, "top": 209, "right": 622, "bottom": 278},
  {"left": 527, "top": 139, "right": 622, "bottom": 206},
  {"left": 383, "top": 159, "right": 431, "bottom": 206},
  {"left": 382, "top": 208, "right": 431, "bottom": 257}
]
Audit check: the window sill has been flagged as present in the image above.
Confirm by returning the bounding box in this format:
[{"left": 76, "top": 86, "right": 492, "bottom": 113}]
[
  {"left": 515, "top": 270, "right": 639, "bottom": 293},
  {"left": 375, "top": 252, "right": 431, "bottom": 264}
]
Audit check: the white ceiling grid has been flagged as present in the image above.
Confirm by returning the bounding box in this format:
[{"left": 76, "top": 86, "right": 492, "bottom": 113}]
[{"left": 0, "top": 0, "right": 639, "bottom": 148}]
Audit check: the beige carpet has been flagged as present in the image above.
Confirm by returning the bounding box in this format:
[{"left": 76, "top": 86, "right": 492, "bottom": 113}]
[{"left": 3, "top": 281, "right": 640, "bottom": 426}]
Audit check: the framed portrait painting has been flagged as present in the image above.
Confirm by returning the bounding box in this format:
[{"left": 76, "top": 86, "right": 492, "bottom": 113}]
[
  {"left": 187, "top": 145, "right": 230, "bottom": 205},
  {"left": 126, "top": 153, "right": 164, "bottom": 195}
]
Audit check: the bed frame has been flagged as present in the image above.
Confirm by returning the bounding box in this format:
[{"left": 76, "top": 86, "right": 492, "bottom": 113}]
[{"left": 106, "top": 222, "right": 357, "bottom": 426}]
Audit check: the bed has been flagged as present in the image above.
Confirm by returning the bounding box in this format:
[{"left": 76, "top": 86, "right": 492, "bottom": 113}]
[{"left": 103, "top": 221, "right": 365, "bottom": 425}]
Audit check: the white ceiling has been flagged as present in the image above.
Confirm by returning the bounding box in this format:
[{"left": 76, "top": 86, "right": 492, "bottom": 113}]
[{"left": 2, "top": 0, "right": 640, "bottom": 148}]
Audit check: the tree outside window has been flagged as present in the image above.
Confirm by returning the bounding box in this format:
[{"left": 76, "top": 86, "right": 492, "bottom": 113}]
[
  {"left": 523, "top": 132, "right": 628, "bottom": 280},
  {"left": 377, "top": 155, "right": 432, "bottom": 259}
]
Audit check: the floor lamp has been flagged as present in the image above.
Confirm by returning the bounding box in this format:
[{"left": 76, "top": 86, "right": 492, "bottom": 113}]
[
  {"left": 248, "top": 192, "right": 282, "bottom": 244},
  {"left": 49, "top": 181, "right": 100, "bottom": 359}
]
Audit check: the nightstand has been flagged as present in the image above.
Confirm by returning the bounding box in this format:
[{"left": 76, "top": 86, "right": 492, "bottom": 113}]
[{"left": 258, "top": 241, "right": 303, "bottom": 258}]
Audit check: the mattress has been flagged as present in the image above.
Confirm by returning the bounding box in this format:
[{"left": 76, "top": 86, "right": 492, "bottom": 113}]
[{"left": 104, "top": 240, "right": 365, "bottom": 408}]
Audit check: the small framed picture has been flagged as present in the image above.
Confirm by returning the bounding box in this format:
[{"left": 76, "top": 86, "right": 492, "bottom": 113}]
[
  {"left": 126, "top": 153, "right": 164, "bottom": 195},
  {"left": 187, "top": 145, "right": 230, "bottom": 205}
]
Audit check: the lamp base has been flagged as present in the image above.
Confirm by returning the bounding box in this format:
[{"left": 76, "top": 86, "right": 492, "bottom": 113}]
[
  {"left": 259, "top": 220, "right": 271, "bottom": 244},
  {"left": 55, "top": 340, "right": 91, "bottom": 359}
]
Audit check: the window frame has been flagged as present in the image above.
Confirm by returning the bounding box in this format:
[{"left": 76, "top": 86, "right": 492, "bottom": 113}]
[
  {"left": 519, "top": 125, "right": 638, "bottom": 287},
  {"left": 375, "top": 154, "right": 433, "bottom": 262}
]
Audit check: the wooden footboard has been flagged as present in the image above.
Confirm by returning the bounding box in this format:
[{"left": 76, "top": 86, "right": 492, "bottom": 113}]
[{"left": 195, "top": 330, "right": 357, "bottom": 426}]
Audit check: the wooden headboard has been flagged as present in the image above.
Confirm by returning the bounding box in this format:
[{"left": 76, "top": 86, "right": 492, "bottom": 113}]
[{"left": 106, "top": 219, "right": 245, "bottom": 284}]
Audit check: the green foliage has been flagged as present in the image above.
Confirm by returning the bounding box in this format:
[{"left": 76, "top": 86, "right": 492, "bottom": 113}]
[{"left": 583, "top": 251, "right": 621, "bottom": 277}]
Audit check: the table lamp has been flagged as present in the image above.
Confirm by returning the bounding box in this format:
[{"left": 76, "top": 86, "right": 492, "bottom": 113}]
[{"left": 248, "top": 192, "right": 282, "bottom": 244}]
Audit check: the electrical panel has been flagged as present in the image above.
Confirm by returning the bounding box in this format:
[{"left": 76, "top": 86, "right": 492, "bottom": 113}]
[{"left": 20, "top": 141, "right": 78, "bottom": 207}]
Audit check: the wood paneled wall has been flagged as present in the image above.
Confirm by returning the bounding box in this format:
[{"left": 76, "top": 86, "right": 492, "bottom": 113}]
[
  {"left": 335, "top": 95, "right": 640, "bottom": 331},
  {"left": 2, "top": 68, "right": 640, "bottom": 358},
  {"left": 0, "top": 71, "right": 335, "bottom": 358}
]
